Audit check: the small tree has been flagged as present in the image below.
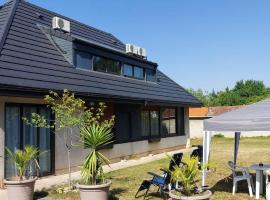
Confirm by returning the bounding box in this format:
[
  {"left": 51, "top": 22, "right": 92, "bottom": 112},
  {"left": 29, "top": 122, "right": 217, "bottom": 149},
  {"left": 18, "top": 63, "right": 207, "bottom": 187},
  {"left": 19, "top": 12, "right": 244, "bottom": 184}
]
[
  {"left": 24, "top": 90, "right": 85, "bottom": 187},
  {"left": 23, "top": 90, "right": 114, "bottom": 187}
]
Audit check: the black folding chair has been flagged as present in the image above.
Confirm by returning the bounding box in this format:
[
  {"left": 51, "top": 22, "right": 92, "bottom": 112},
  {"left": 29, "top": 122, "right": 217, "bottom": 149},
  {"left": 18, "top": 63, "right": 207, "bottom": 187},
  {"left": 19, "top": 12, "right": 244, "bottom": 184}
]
[
  {"left": 135, "top": 153, "right": 183, "bottom": 199},
  {"left": 191, "top": 145, "right": 203, "bottom": 169}
]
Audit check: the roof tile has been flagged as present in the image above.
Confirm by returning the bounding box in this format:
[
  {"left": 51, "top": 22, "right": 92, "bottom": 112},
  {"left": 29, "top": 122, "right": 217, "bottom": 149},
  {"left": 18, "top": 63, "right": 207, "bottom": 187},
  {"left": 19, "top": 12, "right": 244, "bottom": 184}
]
[{"left": 0, "top": 0, "right": 201, "bottom": 106}]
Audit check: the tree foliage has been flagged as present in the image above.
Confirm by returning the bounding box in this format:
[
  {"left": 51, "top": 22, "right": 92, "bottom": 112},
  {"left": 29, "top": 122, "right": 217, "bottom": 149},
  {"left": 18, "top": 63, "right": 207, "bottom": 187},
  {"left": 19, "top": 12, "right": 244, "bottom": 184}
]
[
  {"left": 23, "top": 90, "right": 115, "bottom": 186},
  {"left": 188, "top": 80, "right": 270, "bottom": 106}
]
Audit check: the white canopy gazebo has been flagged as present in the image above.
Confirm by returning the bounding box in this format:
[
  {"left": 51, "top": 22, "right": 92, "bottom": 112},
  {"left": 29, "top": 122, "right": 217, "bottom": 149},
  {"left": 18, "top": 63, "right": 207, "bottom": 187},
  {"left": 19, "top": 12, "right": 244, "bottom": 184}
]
[{"left": 202, "top": 98, "right": 270, "bottom": 187}]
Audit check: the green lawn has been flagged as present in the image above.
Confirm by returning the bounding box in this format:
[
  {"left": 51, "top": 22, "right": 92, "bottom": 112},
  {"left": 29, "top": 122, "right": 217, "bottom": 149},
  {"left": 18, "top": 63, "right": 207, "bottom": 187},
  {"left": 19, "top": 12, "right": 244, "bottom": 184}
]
[{"left": 36, "top": 137, "right": 270, "bottom": 199}]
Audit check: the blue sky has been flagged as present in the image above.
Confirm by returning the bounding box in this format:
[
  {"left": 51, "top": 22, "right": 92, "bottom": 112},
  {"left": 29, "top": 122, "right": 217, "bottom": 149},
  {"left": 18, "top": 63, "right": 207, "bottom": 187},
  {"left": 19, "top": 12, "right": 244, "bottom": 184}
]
[{"left": 13, "top": 0, "right": 270, "bottom": 91}]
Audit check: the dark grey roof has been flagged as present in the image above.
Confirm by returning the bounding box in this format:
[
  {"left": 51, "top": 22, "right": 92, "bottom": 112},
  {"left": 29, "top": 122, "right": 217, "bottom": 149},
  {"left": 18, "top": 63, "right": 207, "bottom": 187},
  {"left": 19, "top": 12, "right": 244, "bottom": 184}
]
[{"left": 0, "top": 0, "right": 201, "bottom": 106}]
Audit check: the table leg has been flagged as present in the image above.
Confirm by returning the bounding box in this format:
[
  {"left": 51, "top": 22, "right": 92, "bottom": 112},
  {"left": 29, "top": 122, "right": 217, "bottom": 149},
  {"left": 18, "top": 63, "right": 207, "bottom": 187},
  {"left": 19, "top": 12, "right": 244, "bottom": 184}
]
[
  {"left": 256, "top": 170, "right": 260, "bottom": 199},
  {"left": 260, "top": 171, "right": 263, "bottom": 194}
]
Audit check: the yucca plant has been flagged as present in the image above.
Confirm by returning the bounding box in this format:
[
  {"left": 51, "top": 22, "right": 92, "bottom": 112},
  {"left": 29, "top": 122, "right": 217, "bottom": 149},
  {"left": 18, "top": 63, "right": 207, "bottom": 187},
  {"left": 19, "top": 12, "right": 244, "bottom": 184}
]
[
  {"left": 79, "top": 123, "right": 114, "bottom": 185},
  {"left": 5, "top": 146, "right": 39, "bottom": 180},
  {"left": 78, "top": 102, "right": 115, "bottom": 186}
]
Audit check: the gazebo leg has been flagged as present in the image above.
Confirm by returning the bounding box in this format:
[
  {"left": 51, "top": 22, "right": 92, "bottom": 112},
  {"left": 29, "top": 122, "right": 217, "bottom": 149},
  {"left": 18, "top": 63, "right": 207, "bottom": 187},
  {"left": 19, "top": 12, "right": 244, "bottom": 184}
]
[
  {"left": 233, "top": 132, "right": 241, "bottom": 166},
  {"left": 256, "top": 170, "right": 261, "bottom": 199},
  {"left": 202, "top": 131, "right": 211, "bottom": 187}
]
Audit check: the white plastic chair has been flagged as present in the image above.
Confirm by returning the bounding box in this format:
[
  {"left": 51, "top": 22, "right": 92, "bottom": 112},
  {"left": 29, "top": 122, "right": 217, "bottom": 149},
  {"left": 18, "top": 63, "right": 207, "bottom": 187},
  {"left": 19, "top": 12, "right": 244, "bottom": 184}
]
[
  {"left": 265, "top": 170, "right": 270, "bottom": 200},
  {"left": 228, "top": 161, "right": 254, "bottom": 197}
]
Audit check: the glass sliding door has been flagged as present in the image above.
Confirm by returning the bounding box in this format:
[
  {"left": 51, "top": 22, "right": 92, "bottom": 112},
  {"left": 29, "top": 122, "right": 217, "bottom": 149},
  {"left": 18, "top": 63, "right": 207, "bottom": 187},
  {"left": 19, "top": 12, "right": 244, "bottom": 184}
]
[
  {"left": 23, "top": 107, "right": 38, "bottom": 147},
  {"left": 5, "top": 104, "right": 54, "bottom": 178},
  {"left": 5, "top": 106, "right": 20, "bottom": 178},
  {"left": 38, "top": 107, "right": 52, "bottom": 176},
  {"left": 22, "top": 106, "right": 38, "bottom": 176}
]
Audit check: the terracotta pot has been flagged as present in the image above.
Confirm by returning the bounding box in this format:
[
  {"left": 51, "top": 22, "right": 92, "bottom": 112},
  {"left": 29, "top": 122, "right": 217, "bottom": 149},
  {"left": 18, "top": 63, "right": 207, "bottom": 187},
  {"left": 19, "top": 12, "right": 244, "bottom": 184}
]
[
  {"left": 4, "top": 177, "right": 37, "bottom": 200},
  {"left": 77, "top": 180, "right": 112, "bottom": 200},
  {"left": 169, "top": 190, "right": 212, "bottom": 200}
]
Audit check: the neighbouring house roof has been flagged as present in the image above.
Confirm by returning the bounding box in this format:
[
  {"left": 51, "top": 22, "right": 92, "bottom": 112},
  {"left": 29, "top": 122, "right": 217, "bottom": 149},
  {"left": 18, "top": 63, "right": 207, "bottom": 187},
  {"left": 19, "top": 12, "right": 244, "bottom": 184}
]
[
  {"left": 189, "top": 105, "right": 245, "bottom": 118},
  {"left": 0, "top": 0, "right": 201, "bottom": 106},
  {"left": 207, "top": 105, "right": 245, "bottom": 117},
  {"left": 189, "top": 107, "right": 209, "bottom": 118}
]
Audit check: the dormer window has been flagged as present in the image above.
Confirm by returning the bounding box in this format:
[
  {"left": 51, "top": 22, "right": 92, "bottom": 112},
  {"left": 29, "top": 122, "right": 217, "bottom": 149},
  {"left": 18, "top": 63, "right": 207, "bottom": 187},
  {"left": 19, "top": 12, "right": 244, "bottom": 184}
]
[
  {"left": 123, "top": 64, "right": 144, "bottom": 80},
  {"left": 123, "top": 64, "right": 133, "bottom": 77},
  {"left": 134, "top": 66, "right": 144, "bottom": 79},
  {"left": 73, "top": 41, "right": 157, "bottom": 82},
  {"left": 74, "top": 50, "right": 92, "bottom": 70},
  {"left": 146, "top": 69, "right": 156, "bottom": 82},
  {"left": 93, "top": 56, "right": 121, "bottom": 75}
]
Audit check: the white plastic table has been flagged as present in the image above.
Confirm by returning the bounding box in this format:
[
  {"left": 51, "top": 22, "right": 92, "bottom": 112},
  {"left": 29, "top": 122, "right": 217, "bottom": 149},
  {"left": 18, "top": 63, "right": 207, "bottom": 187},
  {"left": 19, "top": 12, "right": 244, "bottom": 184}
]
[{"left": 250, "top": 164, "right": 270, "bottom": 199}]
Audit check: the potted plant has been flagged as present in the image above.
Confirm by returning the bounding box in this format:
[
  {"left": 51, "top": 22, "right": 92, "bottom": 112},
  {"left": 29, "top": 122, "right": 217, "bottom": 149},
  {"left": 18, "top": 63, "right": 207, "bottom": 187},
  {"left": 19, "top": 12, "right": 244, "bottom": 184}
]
[
  {"left": 76, "top": 102, "right": 115, "bottom": 200},
  {"left": 168, "top": 157, "right": 213, "bottom": 200},
  {"left": 4, "top": 145, "right": 39, "bottom": 200}
]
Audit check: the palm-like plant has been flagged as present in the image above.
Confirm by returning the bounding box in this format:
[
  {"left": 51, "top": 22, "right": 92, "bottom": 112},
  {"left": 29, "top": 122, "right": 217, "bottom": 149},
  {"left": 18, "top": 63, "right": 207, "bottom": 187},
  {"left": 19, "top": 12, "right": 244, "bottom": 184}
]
[
  {"left": 5, "top": 146, "right": 39, "bottom": 180},
  {"left": 79, "top": 123, "right": 114, "bottom": 185},
  {"left": 170, "top": 157, "right": 200, "bottom": 196}
]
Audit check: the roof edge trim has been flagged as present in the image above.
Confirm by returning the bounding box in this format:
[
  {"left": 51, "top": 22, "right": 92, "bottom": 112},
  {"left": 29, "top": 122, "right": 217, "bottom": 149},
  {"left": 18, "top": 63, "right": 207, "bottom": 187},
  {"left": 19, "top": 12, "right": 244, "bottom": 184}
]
[{"left": 0, "top": 0, "right": 20, "bottom": 53}]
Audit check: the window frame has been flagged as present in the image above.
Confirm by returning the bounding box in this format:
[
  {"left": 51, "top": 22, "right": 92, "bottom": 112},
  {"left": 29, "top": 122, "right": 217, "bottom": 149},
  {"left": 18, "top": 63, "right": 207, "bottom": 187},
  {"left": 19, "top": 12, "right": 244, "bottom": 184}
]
[
  {"left": 141, "top": 109, "right": 161, "bottom": 140},
  {"left": 123, "top": 63, "right": 145, "bottom": 80},
  {"left": 161, "top": 108, "right": 177, "bottom": 136},
  {"left": 178, "top": 107, "right": 186, "bottom": 136},
  {"left": 74, "top": 49, "right": 93, "bottom": 71},
  {"left": 122, "top": 64, "right": 133, "bottom": 77},
  {"left": 93, "top": 56, "right": 122, "bottom": 75},
  {"left": 146, "top": 68, "right": 157, "bottom": 82},
  {"left": 133, "top": 66, "right": 145, "bottom": 80}
]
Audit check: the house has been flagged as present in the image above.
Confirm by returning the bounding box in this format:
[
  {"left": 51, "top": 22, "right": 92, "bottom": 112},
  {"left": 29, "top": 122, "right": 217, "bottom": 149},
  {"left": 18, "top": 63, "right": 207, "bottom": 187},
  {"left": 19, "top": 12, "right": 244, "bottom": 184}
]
[
  {"left": 0, "top": 0, "right": 201, "bottom": 180},
  {"left": 189, "top": 106, "right": 270, "bottom": 138}
]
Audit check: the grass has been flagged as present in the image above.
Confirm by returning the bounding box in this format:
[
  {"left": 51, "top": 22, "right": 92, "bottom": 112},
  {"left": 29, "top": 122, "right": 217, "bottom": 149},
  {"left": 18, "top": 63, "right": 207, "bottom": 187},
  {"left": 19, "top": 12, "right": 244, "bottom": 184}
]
[{"left": 35, "top": 137, "right": 270, "bottom": 199}]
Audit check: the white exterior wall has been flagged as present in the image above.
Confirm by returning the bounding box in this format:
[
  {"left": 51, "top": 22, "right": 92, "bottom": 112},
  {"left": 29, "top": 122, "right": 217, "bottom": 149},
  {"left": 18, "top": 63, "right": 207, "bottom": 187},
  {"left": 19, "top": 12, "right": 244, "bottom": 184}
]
[
  {"left": 189, "top": 119, "right": 204, "bottom": 138},
  {"left": 0, "top": 97, "right": 190, "bottom": 176},
  {"left": 189, "top": 118, "right": 270, "bottom": 138}
]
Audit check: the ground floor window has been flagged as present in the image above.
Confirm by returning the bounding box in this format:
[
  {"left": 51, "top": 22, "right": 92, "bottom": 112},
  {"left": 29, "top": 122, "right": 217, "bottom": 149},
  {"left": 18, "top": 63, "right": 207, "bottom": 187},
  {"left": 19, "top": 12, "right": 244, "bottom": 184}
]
[
  {"left": 141, "top": 110, "right": 160, "bottom": 138},
  {"left": 5, "top": 104, "right": 54, "bottom": 178},
  {"left": 162, "top": 108, "right": 176, "bottom": 135},
  {"left": 141, "top": 107, "right": 185, "bottom": 139}
]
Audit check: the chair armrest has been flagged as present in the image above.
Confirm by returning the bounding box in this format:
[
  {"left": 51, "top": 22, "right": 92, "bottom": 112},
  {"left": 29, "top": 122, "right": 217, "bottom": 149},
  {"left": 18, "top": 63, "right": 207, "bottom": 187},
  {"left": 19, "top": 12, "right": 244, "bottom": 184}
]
[
  {"left": 235, "top": 166, "right": 249, "bottom": 172},
  {"left": 160, "top": 168, "right": 169, "bottom": 173},
  {"left": 147, "top": 172, "right": 163, "bottom": 178},
  {"left": 234, "top": 166, "right": 251, "bottom": 176}
]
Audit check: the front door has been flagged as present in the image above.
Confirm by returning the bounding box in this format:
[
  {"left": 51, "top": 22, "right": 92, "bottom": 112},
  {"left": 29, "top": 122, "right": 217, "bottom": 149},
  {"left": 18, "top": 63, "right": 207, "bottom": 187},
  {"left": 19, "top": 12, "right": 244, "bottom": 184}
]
[{"left": 5, "top": 104, "right": 54, "bottom": 178}]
